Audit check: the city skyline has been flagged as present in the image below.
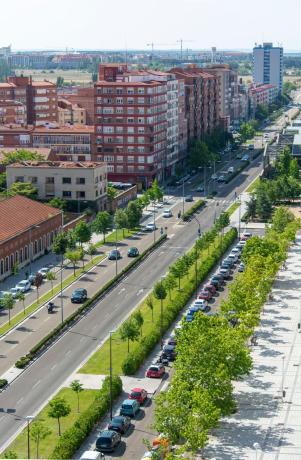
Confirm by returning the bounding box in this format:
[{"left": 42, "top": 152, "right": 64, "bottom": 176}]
[{"left": 0, "top": 0, "right": 300, "bottom": 51}]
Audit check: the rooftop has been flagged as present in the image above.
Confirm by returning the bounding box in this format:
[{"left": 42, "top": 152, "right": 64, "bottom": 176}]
[
  {"left": 0, "top": 195, "right": 61, "bottom": 243},
  {"left": 8, "top": 160, "right": 105, "bottom": 169}
]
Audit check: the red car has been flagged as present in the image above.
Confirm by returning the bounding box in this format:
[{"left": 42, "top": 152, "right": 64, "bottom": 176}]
[
  {"left": 145, "top": 364, "right": 165, "bottom": 378},
  {"left": 129, "top": 387, "right": 148, "bottom": 405},
  {"left": 198, "top": 289, "right": 212, "bottom": 301},
  {"left": 204, "top": 283, "right": 216, "bottom": 295}
]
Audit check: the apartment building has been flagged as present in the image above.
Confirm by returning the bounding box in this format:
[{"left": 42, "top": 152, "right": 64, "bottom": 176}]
[
  {"left": 58, "top": 98, "right": 87, "bottom": 125},
  {"left": 170, "top": 66, "right": 220, "bottom": 142},
  {"left": 94, "top": 64, "right": 169, "bottom": 188},
  {"left": 59, "top": 87, "right": 95, "bottom": 124},
  {"left": 32, "top": 125, "right": 94, "bottom": 161},
  {"left": 0, "top": 125, "right": 32, "bottom": 148},
  {"left": 0, "top": 76, "right": 58, "bottom": 125},
  {"left": 0, "top": 100, "right": 26, "bottom": 125},
  {"left": 253, "top": 43, "right": 283, "bottom": 93},
  {"left": 6, "top": 161, "right": 107, "bottom": 210},
  {"left": 0, "top": 195, "right": 62, "bottom": 281},
  {"left": 249, "top": 83, "right": 278, "bottom": 116}
]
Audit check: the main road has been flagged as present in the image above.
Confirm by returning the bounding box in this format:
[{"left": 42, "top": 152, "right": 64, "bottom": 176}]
[{"left": 0, "top": 154, "right": 263, "bottom": 451}]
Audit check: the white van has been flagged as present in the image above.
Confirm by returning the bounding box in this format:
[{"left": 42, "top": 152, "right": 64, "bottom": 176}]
[{"left": 80, "top": 451, "right": 104, "bottom": 460}]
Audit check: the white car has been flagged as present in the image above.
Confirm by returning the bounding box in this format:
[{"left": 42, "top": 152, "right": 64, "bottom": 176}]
[
  {"left": 15, "top": 280, "right": 31, "bottom": 293},
  {"left": 211, "top": 173, "right": 218, "bottom": 180},
  {"left": 38, "top": 267, "right": 50, "bottom": 278},
  {"left": 228, "top": 253, "right": 239, "bottom": 263},
  {"left": 228, "top": 166, "right": 234, "bottom": 173},
  {"left": 193, "top": 299, "right": 208, "bottom": 308},
  {"left": 145, "top": 223, "right": 157, "bottom": 232},
  {"left": 10, "top": 287, "right": 22, "bottom": 298},
  {"left": 162, "top": 209, "right": 172, "bottom": 218}
]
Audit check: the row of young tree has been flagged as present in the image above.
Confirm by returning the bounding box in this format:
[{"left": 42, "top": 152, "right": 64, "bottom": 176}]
[
  {"left": 187, "top": 128, "right": 231, "bottom": 170},
  {"left": 246, "top": 146, "right": 300, "bottom": 221},
  {"left": 154, "top": 208, "right": 299, "bottom": 456}
]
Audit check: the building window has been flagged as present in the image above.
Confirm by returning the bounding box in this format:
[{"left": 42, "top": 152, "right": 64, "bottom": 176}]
[
  {"left": 24, "top": 245, "right": 28, "bottom": 260},
  {"left": 16, "top": 176, "right": 24, "bottom": 182},
  {"left": 46, "top": 177, "right": 54, "bottom": 184},
  {"left": 0, "top": 259, "right": 3, "bottom": 275},
  {"left": 76, "top": 178, "right": 86, "bottom": 185},
  {"left": 76, "top": 191, "right": 86, "bottom": 198},
  {"left": 29, "top": 176, "right": 38, "bottom": 183},
  {"left": 63, "top": 190, "right": 72, "bottom": 198},
  {"left": 138, "top": 156, "right": 145, "bottom": 163},
  {"left": 62, "top": 177, "right": 71, "bottom": 184}
]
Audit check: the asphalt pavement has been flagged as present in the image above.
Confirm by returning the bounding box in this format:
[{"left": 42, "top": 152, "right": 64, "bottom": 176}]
[{"left": 0, "top": 153, "right": 263, "bottom": 452}]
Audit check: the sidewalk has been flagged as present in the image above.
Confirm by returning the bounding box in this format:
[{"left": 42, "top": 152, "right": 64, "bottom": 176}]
[{"left": 203, "top": 233, "right": 301, "bottom": 460}]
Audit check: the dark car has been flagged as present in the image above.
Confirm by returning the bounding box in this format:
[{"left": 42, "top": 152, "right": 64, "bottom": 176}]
[
  {"left": 221, "top": 261, "right": 232, "bottom": 270},
  {"left": 71, "top": 288, "right": 87, "bottom": 303},
  {"left": 127, "top": 247, "right": 139, "bottom": 257},
  {"left": 96, "top": 430, "right": 121, "bottom": 452},
  {"left": 213, "top": 273, "right": 224, "bottom": 284},
  {"left": 108, "top": 415, "right": 131, "bottom": 434},
  {"left": 210, "top": 276, "right": 222, "bottom": 289},
  {"left": 204, "top": 283, "right": 216, "bottom": 295},
  {"left": 162, "top": 344, "right": 176, "bottom": 361},
  {"left": 185, "top": 195, "right": 193, "bottom": 202},
  {"left": 108, "top": 249, "right": 121, "bottom": 260},
  {"left": 223, "top": 257, "right": 235, "bottom": 268},
  {"left": 28, "top": 273, "right": 38, "bottom": 284}
]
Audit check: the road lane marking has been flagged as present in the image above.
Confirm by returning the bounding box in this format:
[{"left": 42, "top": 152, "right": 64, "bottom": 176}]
[
  {"left": 32, "top": 380, "right": 41, "bottom": 389},
  {"left": 118, "top": 288, "right": 126, "bottom": 295},
  {"left": 66, "top": 350, "right": 72, "bottom": 356},
  {"left": 169, "top": 233, "right": 175, "bottom": 239},
  {"left": 16, "top": 397, "right": 24, "bottom": 405},
  {"left": 136, "top": 289, "right": 144, "bottom": 296},
  {"left": 51, "top": 364, "right": 57, "bottom": 371}
]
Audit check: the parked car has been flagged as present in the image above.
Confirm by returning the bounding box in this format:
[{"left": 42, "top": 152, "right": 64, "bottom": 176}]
[
  {"left": 227, "top": 254, "right": 238, "bottom": 264},
  {"left": 241, "top": 154, "right": 249, "bottom": 161},
  {"left": 217, "top": 175, "right": 226, "bottom": 183},
  {"left": 221, "top": 261, "right": 233, "bottom": 270},
  {"left": 196, "top": 185, "right": 204, "bottom": 192},
  {"left": 236, "top": 152, "right": 242, "bottom": 159},
  {"left": 162, "top": 344, "right": 176, "bottom": 361},
  {"left": 28, "top": 273, "right": 38, "bottom": 284},
  {"left": 248, "top": 144, "right": 254, "bottom": 150},
  {"left": 237, "top": 240, "right": 247, "bottom": 248},
  {"left": 71, "top": 288, "right": 87, "bottom": 303},
  {"left": 38, "top": 267, "right": 51, "bottom": 278},
  {"left": 185, "top": 195, "right": 193, "bottom": 202},
  {"left": 228, "top": 166, "right": 234, "bottom": 173},
  {"left": 120, "top": 399, "right": 140, "bottom": 418},
  {"left": 231, "top": 247, "right": 241, "bottom": 258},
  {"left": 212, "top": 273, "right": 225, "bottom": 284},
  {"left": 80, "top": 451, "right": 104, "bottom": 460},
  {"left": 145, "top": 223, "right": 157, "bottom": 232},
  {"left": 210, "top": 276, "right": 222, "bottom": 289},
  {"left": 10, "top": 287, "right": 21, "bottom": 298},
  {"left": 15, "top": 279, "right": 31, "bottom": 293},
  {"left": 219, "top": 268, "right": 231, "bottom": 279},
  {"left": 146, "top": 364, "right": 165, "bottom": 378},
  {"left": 162, "top": 209, "right": 172, "bottom": 218},
  {"left": 241, "top": 231, "right": 252, "bottom": 240},
  {"left": 238, "top": 262, "right": 245, "bottom": 272},
  {"left": 193, "top": 299, "right": 208, "bottom": 309},
  {"left": 223, "top": 257, "right": 235, "bottom": 268},
  {"left": 108, "top": 249, "right": 121, "bottom": 260},
  {"left": 95, "top": 430, "right": 121, "bottom": 453},
  {"left": 129, "top": 388, "right": 148, "bottom": 405},
  {"left": 127, "top": 247, "right": 139, "bottom": 257},
  {"left": 211, "top": 173, "right": 218, "bottom": 180},
  {"left": 108, "top": 415, "right": 131, "bottom": 434},
  {"left": 186, "top": 311, "right": 195, "bottom": 322},
  {"left": 204, "top": 283, "right": 216, "bottom": 295},
  {"left": 198, "top": 289, "right": 212, "bottom": 301}
]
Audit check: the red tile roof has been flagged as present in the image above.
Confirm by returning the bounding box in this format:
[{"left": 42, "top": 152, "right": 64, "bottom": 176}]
[{"left": 0, "top": 195, "right": 61, "bottom": 244}]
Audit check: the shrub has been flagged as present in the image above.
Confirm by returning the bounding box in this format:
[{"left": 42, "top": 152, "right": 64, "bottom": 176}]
[
  {"left": 0, "top": 378, "right": 8, "bottom": 389},
  {"left": 182, "top": 200, "right": 206, "bottom": 221}
]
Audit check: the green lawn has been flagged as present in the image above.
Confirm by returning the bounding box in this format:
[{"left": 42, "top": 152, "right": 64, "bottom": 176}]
[
  {"left": 1, "top": 387, "right": 98, "bottom": 460},
  {"left": 0, "top": 254, "right": 105, "bottom": 337},
  {"left": 226, "top": 202, "right": 240, "bottom": 216},
  {"left": 246, "top": 177, "right": 260, "bottom": 193},
  {"left": 95, "top": 228, "right": 136, "bottom": 247},
  {"left": 80, "top": 237, "right": 220, "bottom": 375}
]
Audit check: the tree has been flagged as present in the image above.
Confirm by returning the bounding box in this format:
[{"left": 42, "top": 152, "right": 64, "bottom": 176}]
[
  {"left": 92, "top": 211, "right": 112, "bottom": 242},
  {"left": 256, "top": 186, "right": 272, "bottom": 221},
  {"left": 17, "top": 291, "right": 26, "bottom": 315},
  {"left": 146, "top": 295, "right": 154, "bottom": 322},
  {"left": 46, "top": 271, "right": 56, "bottom": 295},
  {"left": 48, "top": 397, "right": 71, "bottom": 436},
  {"left": 34, "top": 273, "right": 43, "bottom": 302},
  {"left": 0, "top": 149, "right": 44, "bottom": 166},
  {"left": 255, "top": 103, "right": 269, "bottom": 121},
  {"left": 132, "top": 309, "right": 144, "bottom": 336},
  {"left": 126, "top": 201, "right": 142, "bottom": 229},
  {"left": 119, "top": 319, "right": 140, "bottom": 353},
  {"left": 3, "top": 293, "right": 14, "bottom": 325},
  {"left": 239, "top": 122, "right": 255, "bottom": 142},
  {"left": 65, "top": 249, "right": 81, "bottom": 276},
  {"left": 106, "top": 185, "right": 118, "bottom": 211},
  {"left": 289, "top": 158, "right": 299, "bottom": 180},
  {"left": 170, "top": 259, "right": 187, "bottom": 290},
  {"left": 276, "top": 146, "right": 291, "bottom": 176},
  {"left": 271, "top": 207, "right": 294, "bottom": 233},
  {"left": 114, "top": 209, "right": 128, "bottom": 237},
  {"left": 153, "top": 281, "right": 167, "bottom": 324},
  {"left": 56, "top": 76, "right": 64, "bottom": 87},
  {"left": 0, "top": 172, "right": 6, "bottom": 192},
  {"left": 30, "top": 420, "right": 51, "bottom": 459},
  {"left": 216, "top": 212, "right": 230, "bottom": 230},
  {"left": 151, "top": 178, "right": 164, "bottom": 202},
  {"left": 87, "top": 243, "right": 97, "bottom": 262},
  {"left": 70, "top": 380, "right": 84, "bottom": 413},
  {"left": 52, "top": 232, "right": 69, "bottom": 257},
  {"left": 3, "top": 451, "right": 18, "bottom": 459},
  {"left": 246, "top": 195, "right": 257, "bottom": 220},
  {"left": 48, "top": 197, "right": 67, "bottom": 210},
  {"left": 164, "top": 274, "right": 177, "bottom": 300},
  {"left": 7, "top": 182, "right": 38, "bottom": 200},
  {"left": 188, "top": 139, "right": 212, "bottom": 168},
  {"left": 74, "top": 221, "right": 91, "bottom": 247}
]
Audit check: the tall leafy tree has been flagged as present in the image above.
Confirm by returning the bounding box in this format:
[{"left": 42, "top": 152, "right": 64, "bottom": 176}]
[
  {"left": 30, "top": 421, "right": 51, "bottom": 459},
  {"left": 7, "top": 182, "right": 38, "bottom": 200},
  {"left": 70, "top": 380, "right": 84, "bottom": 413},
  {"left": 3, "top": 293, "right": 14, "bottom": 325},
  {"left": 74, "top": 221, "right": 91, "bottom": 247},
  {"left": 92, "top": 211, "right": 112, "bottom": 242},
  {"left": 65, "top": 249, "right": 81, "bottom": 276},
  {"left": 119, "top": 319, "right": 140, "bottom": 353},
  {"left": 48, "top": 397, "right": 71, "bottom": 436},
  {"left": 126, "top": 201, "right": 142, "bottom": 229},
  {"left": 114, "top": 209, "right": 128, "bottom": 237}
]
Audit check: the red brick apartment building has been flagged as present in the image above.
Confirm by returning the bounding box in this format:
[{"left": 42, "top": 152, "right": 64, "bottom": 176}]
[
  {"left": 0, "top": 100, "right": 26, "bottom": 125},
  {"left": 94, "top": 64, "right": 168, "bottom": 188},
  {"left": 170, "top": 66, "right": 220, "bottom": 142},
  {"left": 0, "top": 76, "right": 58, "bottom": 126},
  {"left": 0, "top": 195, "right": 62, "bottom": 280},
  {"left": 60, "top": 87, "right": 95, "bottom": 125}
]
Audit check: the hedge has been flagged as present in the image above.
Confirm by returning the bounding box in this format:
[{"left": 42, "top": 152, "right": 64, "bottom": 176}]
[
  {"left": 182, "top": 199, "right": 206, "bottom": 221},
  {"left": 121, "top": 227, "right": 238, "bottom": 375},
  {"left": 50, "top": 375, "right": 122, "bottom": 459},
  {"left": 15, "top": 235, "right": 167, "bottom": 369},
  {"left": 0, "top": 379, "right": 8, "bottom": 389}
]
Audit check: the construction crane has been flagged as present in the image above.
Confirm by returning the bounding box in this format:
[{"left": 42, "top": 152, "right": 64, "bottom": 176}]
[
  {"left": 146, "top": 42, "right": 175, "bottom": 54},
  {"left": 177, "top": 39, "right": 195, "bottom": 60}
]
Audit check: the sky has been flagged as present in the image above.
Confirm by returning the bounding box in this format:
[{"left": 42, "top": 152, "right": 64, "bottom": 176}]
[{"left": 1, "top": 0, "right": 300, "bottom": 51}]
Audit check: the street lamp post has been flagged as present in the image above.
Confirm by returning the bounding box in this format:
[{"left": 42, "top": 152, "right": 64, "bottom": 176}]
[
  {"left": 60, "top": 211, "right": 64, "bottom": 324},
  {"left": 26, "top": 415, "right": 34, "bottom": 459},
  {"left": 115, "top": 226, "right": 118, "bottom": 277},
  {"left": 153, "top": 201, "right": 156, "bottom": 243},
  {"left": 299, "top": 296, "right": 301, "bottom": 332},
  {"left": 182, "top": 179, "right": 185, "bottom": 216},
  {"left": 237, "top": 194, "right": 241, "bottom": 239},
  {"left": 253, "top": 442, "right": 260, "bottom": 460},
  {"left": 109, "top": 330, "right": 114, "bottom": 420}
]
